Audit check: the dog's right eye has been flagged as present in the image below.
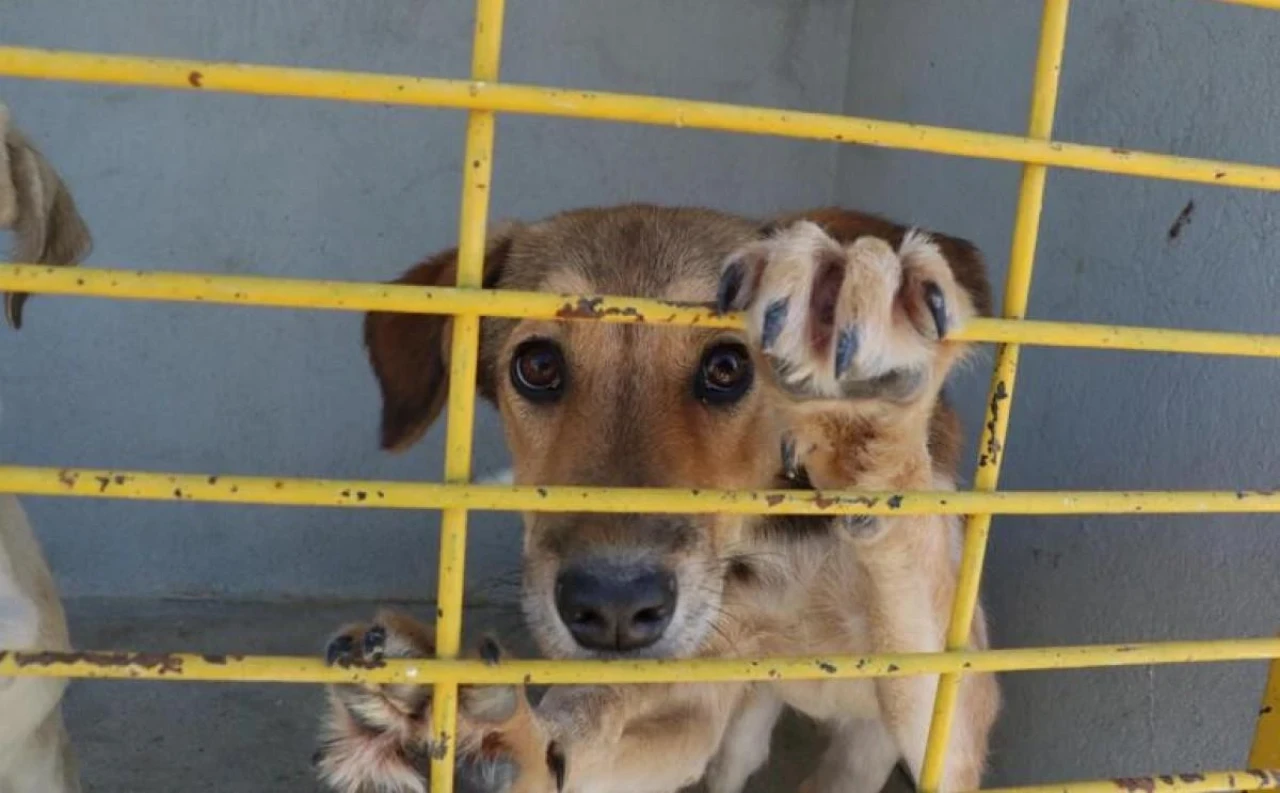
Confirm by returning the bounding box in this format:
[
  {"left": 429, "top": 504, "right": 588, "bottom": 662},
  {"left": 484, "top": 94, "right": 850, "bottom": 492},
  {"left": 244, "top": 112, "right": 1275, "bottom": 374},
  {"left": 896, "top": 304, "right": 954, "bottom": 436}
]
[{"left": 510, "top": 338, "right": 566, "bottom": 403}]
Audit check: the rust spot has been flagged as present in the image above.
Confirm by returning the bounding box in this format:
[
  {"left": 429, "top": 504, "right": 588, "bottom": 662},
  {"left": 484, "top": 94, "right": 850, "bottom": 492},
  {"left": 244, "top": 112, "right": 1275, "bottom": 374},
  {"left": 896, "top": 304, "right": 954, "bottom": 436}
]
[
  {"left": 207, "top": 476, "right": 219, "bottom": 485},
  {"left": 58, "top": 469, "right": 77, "bottom": 487},
  {"left": 16, "top": 650, "right": 183, "bottom": 675},
  {"left": 767, "top": 668, "right": 780, "bottom": 678},
  {"left": 980, "top": 380, "right": 1009, "bottom": 468},
  {"left": 429, "top": 733, "right": 451, "bottom": 760},
  {"left": 202, "top": 654, "right": 228, "bottom": 665},
  {"left": 817, "top": 661, "right": 838, "bottom": 674},
  {"left": 356, "top": 491, "right": 367, "bottom": 501},
  {"left": 1114, "top": 777, "right": 1156, "bottom": 793},
  {"left": 1111, "top": 147, "right": 1131, "bottom": 156},
  {"left": 188, "top": 70, "right": 203, "bottom": 88},
  {"left": 1176, "top": 774, "right": 1205, "bottom": 784},
  {"left": 887, "top": 495, "right": 903, "bottom": 509},
  {"left": 765, "top": 494, "right": 786, "bottom": 507},
  {"left": 333, "top": 656, "right": 388, "bottom": 670},
  {"left": 1158, "top": 776, "right": 1175, "bottom": 785},
  {"left": 537, "top": 488, "right": 548, "bottom": 497},
  {"left": 95, "top": 476, "right": 111, "bottom": 493},
  {"left": 1215, "top": 171, "right": 1227, "bottom": 180},
  {"left": 1167, "top": 200, "right": 1195, "bottom": 241},
  {"left": 114, "top": 474, "right": 127, "bottom": 485},
  {"left": 555, "top": 296, "right": 644, "bottom": 322},
  {"left": 1261, "top": 705, "right": 1274, "bottom": 715},
  {"left": 173, "top": 488, "right": 184, "bottom": 499},
  {"left": 813, "top": 494, "right": 837, "bottom": 510},
  {"left": 886, "top": 664, "right": 900, "bottom": 673}
]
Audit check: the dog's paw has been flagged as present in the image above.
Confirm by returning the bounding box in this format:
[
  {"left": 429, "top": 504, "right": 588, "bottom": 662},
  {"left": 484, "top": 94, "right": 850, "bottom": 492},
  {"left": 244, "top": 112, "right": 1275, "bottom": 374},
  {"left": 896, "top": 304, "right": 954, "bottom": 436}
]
[
  {"left": 315, "top": 610, "right": 438, "bottom": 793},
  {"left": 457, "top": 638, "right": 564, "bottom": 793},
  {"left": 315, "top": 621, "right": 560, "bottom": 793},
  {"left": 718, "top": 220, "right": 975, "bottom": 404}
]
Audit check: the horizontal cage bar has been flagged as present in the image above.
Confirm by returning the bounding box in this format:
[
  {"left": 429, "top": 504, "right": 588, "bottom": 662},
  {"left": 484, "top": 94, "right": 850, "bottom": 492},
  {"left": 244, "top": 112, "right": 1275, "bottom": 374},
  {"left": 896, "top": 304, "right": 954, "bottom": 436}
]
[
  {"left": 984, "top": 770, "right": 1280, "bottom": 793},
  {"left": 2, "top": 637, "right": 1278, "bottom": 685},
  {"left": 5, "top": 264, "right": 1280, "bottom": 357},
  {"left": 4, "top": 465, "right": 1280, "bottom": 515},
  {"left": 2, "top": 47, "right": 1280, "bottom": 191}
]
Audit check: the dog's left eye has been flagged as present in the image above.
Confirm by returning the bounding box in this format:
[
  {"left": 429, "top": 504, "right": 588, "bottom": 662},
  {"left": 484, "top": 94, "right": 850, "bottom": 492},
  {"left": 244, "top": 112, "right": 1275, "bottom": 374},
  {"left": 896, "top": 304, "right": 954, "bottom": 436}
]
[{"left": 695, "top": 342, "right": 753, "bottom": 405}]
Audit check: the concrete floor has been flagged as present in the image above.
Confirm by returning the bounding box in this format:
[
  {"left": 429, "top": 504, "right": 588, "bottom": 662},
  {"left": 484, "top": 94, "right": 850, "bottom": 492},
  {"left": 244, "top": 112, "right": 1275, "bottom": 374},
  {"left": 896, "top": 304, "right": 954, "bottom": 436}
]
[{"left": 62, "top": 598, "right": 909, "bottom": 793}]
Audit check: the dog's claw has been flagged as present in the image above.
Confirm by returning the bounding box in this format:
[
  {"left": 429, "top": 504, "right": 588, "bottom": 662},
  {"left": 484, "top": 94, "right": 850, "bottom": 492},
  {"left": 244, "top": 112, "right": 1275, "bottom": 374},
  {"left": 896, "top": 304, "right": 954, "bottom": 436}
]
[
  {"left": 761, "top": 299, "right": 789, "bottom": 350},
  {"left": 547, "top": 741, "right": 567, "bottom": 791},
  {"left": 363, "top": 625, "right": 386, "bottom": 660},
  {"left": 325, "top": 634, "right": 355, "bottom": 666},
  {"left": 924, "top": 282, "right": 947, "bottom": 339},
  {"left": 781, "top": 433, "right": 799, "bottom": 480},
  {"left": 479, "top": 636, "right": 502, "bottom": 666},
  {"left": 717, "top": 260, "right": 744, "bottom": 313},
  {"left": 835, "top": 326, "right": 859, "bottom": 379}
]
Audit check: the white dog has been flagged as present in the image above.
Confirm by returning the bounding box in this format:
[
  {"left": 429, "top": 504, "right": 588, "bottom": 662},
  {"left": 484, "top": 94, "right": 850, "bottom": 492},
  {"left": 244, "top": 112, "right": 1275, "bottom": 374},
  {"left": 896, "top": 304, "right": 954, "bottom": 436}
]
[{"left": 0, "top": 101, "right": 91, "bottom": 793}]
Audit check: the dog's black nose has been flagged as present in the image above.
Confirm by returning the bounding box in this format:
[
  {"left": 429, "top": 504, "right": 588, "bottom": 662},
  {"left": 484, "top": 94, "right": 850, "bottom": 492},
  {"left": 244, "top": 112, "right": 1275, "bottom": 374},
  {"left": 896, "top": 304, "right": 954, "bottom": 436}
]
[{"left": 555, "top": 565, "right": 676, "bottom": 652}]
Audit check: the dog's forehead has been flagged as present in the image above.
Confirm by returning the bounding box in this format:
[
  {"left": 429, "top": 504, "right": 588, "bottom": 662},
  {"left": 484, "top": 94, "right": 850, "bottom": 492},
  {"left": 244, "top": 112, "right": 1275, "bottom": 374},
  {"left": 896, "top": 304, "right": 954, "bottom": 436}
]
[{"left": 503, "top": 205, "right": 758, "bottom": 299}]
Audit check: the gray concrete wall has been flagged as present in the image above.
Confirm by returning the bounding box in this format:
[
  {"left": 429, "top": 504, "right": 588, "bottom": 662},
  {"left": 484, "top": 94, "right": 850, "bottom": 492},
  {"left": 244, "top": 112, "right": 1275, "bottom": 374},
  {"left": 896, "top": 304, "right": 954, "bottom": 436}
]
[
  {"left": 837, "top": 0, "right": 1280, "bottom": 785},
  {"left": 0, "top": 0, "right": 853, "bottom": 600},
  {"left": 3, "top": 0, "right": 1278, "bottom": 785}
]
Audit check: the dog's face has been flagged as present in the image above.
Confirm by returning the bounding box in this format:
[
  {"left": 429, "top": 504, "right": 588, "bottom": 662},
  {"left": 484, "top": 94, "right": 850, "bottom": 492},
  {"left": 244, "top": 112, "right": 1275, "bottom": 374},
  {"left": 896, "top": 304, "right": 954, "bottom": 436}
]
[{"left": 365, "top": 205, "right": 990, "bottom": 660}]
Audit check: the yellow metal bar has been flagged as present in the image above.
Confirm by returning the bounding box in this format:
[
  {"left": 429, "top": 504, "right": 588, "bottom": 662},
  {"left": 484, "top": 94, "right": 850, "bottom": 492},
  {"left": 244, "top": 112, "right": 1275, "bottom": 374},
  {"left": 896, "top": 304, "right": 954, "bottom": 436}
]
[
  {"left": 3, "top": 637, "right": 1279, "bottom": 685},
  {"left": 980, "top": 770, "right": 1280, "bottom": 793},
  {"left": 1252, "top": 650, "right": 1280, "bottom": 767},
  {"left": 3, "top": 47, "right": 1280, "bottom": 191},
  {"left": 1211, "top": 0, "right": 1280, "bottom": 8},
  {"left": 11, "top": 263, "right": 1280, "bottom": 357},
  {"left": 921, "top": 3, "right": 1069, "bottom": 790},
  {"left": 10, "top": 465, "right": 1280, "bottom": 515},
  {"left": 431, "top": 2, "right": 505, "bottom": 790}
]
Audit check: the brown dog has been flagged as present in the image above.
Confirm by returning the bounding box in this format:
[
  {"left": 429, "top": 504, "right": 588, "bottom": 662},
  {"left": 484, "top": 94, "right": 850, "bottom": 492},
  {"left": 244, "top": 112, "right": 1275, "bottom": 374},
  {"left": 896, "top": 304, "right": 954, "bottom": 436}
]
[{"left": 316, "top": 205, "right": 1000, "bottom": 793}]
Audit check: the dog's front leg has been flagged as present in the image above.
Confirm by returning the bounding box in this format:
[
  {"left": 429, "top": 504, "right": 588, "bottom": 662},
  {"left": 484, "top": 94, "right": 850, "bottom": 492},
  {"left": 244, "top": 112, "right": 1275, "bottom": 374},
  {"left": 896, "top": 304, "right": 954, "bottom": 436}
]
[
  {"left": 718, "top": 217, "right": 998, "bottom": 793},
  {"left": 531, "top": 682, "right": 745, "bottom": 793}
]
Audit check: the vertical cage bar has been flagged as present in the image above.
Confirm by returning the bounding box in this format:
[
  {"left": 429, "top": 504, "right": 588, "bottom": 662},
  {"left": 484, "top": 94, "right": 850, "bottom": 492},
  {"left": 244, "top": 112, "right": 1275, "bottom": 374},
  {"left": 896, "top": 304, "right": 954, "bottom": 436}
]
[
  {"left": 918, "top": 2, "right": 1071, "bottom": 790},
  {"left": 430, "top": 1, "right": 506, "bottom": 791},
  {"left": 1251, "top": 648, "right": 1280, "bottom": 767}
]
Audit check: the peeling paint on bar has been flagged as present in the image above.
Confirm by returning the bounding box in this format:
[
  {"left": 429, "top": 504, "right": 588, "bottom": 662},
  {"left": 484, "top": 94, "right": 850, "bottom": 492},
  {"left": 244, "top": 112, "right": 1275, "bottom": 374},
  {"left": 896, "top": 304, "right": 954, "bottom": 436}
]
[
  {"left": 1, "top": 638, "right": 1277, "bottom": 685},
  {"left": 7, "top": 465, "right": 1280, "bottom": 516}
]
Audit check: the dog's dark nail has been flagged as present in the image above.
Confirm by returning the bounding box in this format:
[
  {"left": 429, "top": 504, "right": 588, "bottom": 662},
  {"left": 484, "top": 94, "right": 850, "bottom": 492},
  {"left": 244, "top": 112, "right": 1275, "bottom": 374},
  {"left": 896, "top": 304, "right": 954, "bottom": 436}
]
[
  {"left": 781, "top": 433, "right": 798, "bottom": 480},
  {"left": 325, "top": 634, "right": 355, "bottom": 666},
  {"left": 717, "top": 260, "right": 744, "bottom": 313},
  {"left": 761, "top": 299, "right": 788, "bottom": 350},
  {"left": 363, "top": 625, "right": 386, "bottom": 660},
  {"left": 924, "top": 282, "right": 947, "bottom": 339},
  {"left": 835, "top": 326, "right": 859, "bottom": 378},
  {"left": 547, "top": 741, "right": 567, "bottom": 792},
  {"left": 479, "top": 636, "right": 502, "bottom": 665}
]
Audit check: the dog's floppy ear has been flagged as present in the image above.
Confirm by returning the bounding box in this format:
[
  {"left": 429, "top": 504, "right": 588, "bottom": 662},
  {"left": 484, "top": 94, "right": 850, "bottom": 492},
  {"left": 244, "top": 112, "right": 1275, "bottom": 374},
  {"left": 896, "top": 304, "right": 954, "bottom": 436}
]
[
  {"left": 1, "top": 103, "right": 93, "bottom": 330},
  {"left": 364, "top": 227, "right": 518, "bottom": 452}
]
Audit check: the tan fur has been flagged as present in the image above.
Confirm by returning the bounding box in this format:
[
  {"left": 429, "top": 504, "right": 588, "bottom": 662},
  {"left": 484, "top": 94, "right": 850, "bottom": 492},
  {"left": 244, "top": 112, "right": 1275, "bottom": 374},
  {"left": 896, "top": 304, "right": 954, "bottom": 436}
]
[
  {"left": 320, "top": 205, "right": 1000, "bottom": 793},
  {"left": 0, "top": 497, "right": 81, "bottom": 793},
  {"left": 0, "top": 103, "right": 92, "bottom": 330}
]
